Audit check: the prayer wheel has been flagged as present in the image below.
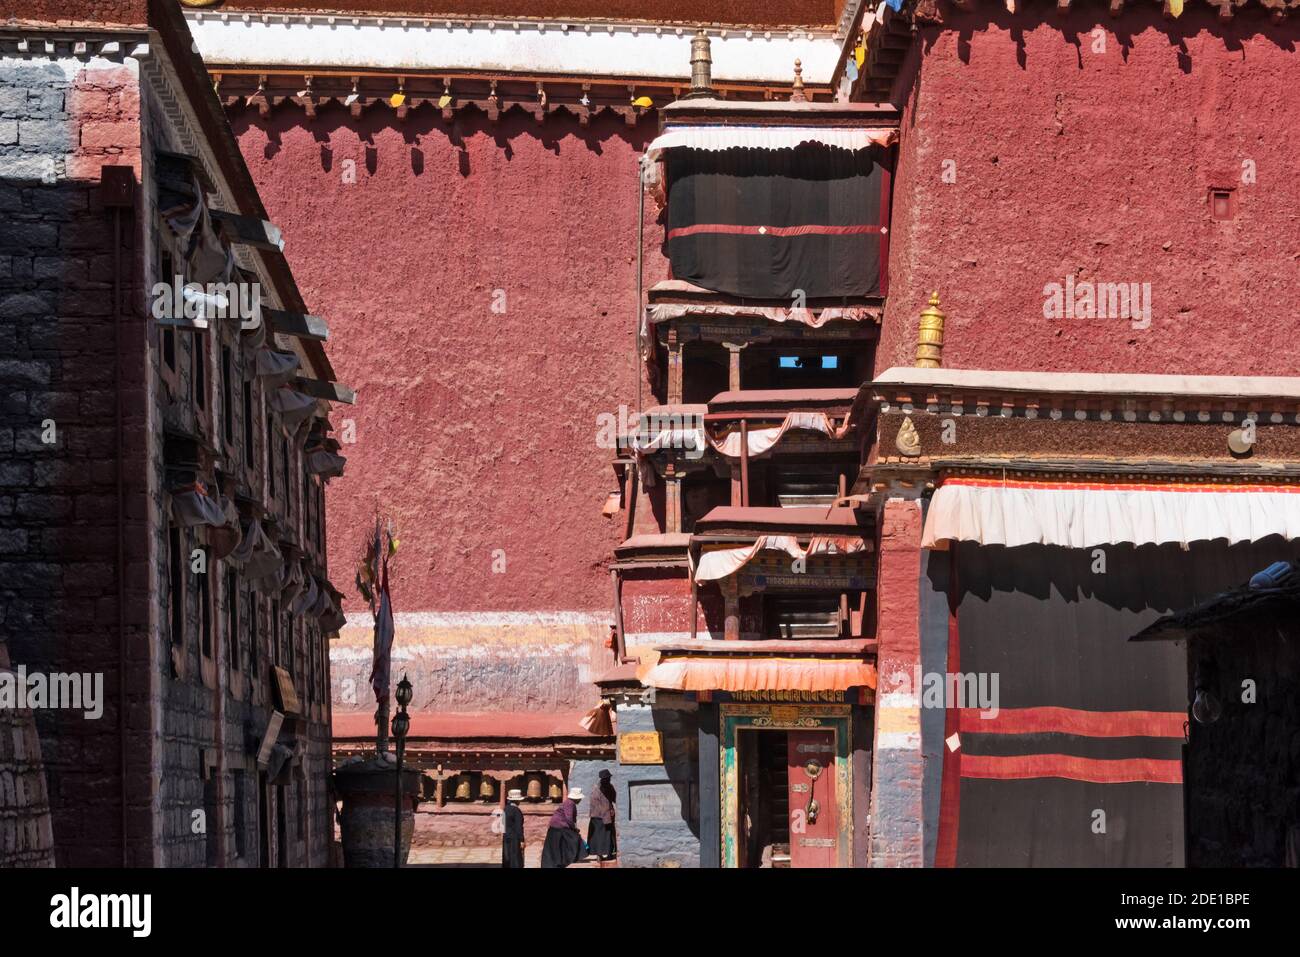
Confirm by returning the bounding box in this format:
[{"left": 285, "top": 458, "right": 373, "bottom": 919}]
[
  {"left": 454, "top": 775, "right": 472, "bottom": 800},
  {"left": 548, "top": 780, "right": 563, "bottom": 801},
  {"left": 479, "top": 777, "right": 496, "bottom": 800},
  {"left": 526, "top": 775, "right": 544, "bottom": 800}
]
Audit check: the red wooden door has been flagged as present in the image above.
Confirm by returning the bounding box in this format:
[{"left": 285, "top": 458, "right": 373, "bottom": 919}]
[{"left": 787, "top": 730, "right": 838, "bottom": 868}]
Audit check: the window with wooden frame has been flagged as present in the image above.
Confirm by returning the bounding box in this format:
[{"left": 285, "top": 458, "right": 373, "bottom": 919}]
[
  {"left": 167, "top": 524, "right": 186, "bottom": 669},
  {"left": 248, "top": 587, "right": 260, "bottom": 680},
  {"left": 281, "top": 434, "right": 291, "bottom": 525},
  {"left": 306, "top": 625, "right": 316, "bottom": 707},
  {"left": 158, "top": 242, "right": 179, "bottom": 386},
  {"left": 271, "top": 598, "right": 281, "bottom": 667},
  {"left": 266, "top": 413, "right": 277, "bottom": 502},
  {"left": 221, "top": 343, "right": 235, "bottom": 451},
  {"left": 243, "top": 378, "right": 256, "bottom": 477},
  {"left": 226, "top": 566, "right": 240, "bottom": 675},
  {"left": 315, "top": 483, "right": 324, "bottom": 553},
  {"left": 198, "top": 551, "right": 213, "bottom": 660},
  {"left": 193, "top": 330, "right": 208, "bottom": 413}
]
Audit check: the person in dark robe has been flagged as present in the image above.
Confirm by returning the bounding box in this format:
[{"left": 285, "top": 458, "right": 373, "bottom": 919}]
[
  {"left": 501, "top": 788, "right": 526, "bottom": 869},
  {"left": 586, "top": 770, "right": 617, "bottom": 861},
  {"left": 540, "top": 788, "right": 586, "bottom": 868}
]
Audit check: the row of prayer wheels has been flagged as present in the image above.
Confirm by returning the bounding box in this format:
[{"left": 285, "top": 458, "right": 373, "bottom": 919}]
[{"left": 448, "top": 773, "right": 563, "bottom": 802}]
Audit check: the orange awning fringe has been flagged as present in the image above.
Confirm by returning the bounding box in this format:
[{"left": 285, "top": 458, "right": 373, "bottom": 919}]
[{"left": 639, "top": 654, "right": 876, "bottom": 693}]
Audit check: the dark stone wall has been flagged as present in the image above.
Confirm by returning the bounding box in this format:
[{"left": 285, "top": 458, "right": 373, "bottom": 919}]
[{"left": 0, "top": 54, "right": 151, "bottom": 866}]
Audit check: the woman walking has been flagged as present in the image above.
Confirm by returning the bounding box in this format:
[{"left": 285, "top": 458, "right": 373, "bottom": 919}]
[{"left": 540, "top": 788, "right": 586, "bottom": 868}]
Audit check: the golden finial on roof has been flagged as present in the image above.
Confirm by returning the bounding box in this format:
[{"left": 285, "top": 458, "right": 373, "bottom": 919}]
[
  {"left": 916, "top": 292, "right": 946, "bottom": 368},
  {"left": 687, "top": 30, "right": 714, "bottom": 99},
  {"left": 791, "top": 59, "right": 806, "bottom": 103}
]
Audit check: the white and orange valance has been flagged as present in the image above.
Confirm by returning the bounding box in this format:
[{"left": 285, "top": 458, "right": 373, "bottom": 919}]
[
  {"left": 639, "top": 651, "right": 876, "bottom": 694},
  {"left": 923, "top": 477, "right": 1300, "bottom": 549},
  {"left": 634, "top": 410, "right": 854, "bottom": 461},
  {"left": 693, "top": 534, "right": 869, "bottom": 582}
]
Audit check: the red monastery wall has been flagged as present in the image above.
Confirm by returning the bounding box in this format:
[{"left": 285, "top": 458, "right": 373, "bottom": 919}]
[
  {"left": 232, "top": 106, "right": 667, "bottom": 713},
  {"left": 877, "top": 8, "right": 1300, "bottom": 377}
]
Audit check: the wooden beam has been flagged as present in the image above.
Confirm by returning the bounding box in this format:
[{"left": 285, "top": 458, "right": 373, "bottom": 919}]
[
  {"left": 264, "top": 306, "right": 329, "bottom": 342},
  {"left": 291, "top": 376, "right": 355, "bottom": 404},
  {"left": 209, "top": 209, "right": 285, "bottom": 252}
]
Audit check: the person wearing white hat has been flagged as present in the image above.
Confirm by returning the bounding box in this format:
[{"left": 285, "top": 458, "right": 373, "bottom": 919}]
[
  {"left": 541, "top": 786, "right": 587, "bottom": 868},
  {"left": 501, "top": 788, "right": 526, "bottom": 869}
]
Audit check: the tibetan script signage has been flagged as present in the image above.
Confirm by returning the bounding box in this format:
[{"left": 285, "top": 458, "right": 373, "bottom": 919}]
[
  {"left": 618, "top": 731, "right": 664, "bottom": 765},
  {"left": 629, "top": 781, "right": 696, "bottom": 822}
]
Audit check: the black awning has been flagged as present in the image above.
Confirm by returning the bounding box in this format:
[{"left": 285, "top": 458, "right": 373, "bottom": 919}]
[{"left": 666, "top": 144, "right": 889, "bottom": 300}]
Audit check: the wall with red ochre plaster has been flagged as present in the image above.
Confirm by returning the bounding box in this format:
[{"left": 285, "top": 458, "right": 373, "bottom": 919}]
[
  {"left": 877, "top": 8, "right": 1300, "bottom": 377},
  {"left": 231, "top": 107, "right": 666, "bottom": 618}
]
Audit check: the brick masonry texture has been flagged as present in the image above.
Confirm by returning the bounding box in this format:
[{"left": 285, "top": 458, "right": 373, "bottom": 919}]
[
  {"left": 0, "top": 54, "right": 145, "bottom": 866},
  {"left": 1, "top": 47, "right": 334, "bottom": 867}
]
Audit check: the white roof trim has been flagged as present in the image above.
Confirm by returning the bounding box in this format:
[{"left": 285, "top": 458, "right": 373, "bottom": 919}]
[
  {"left": 645, "top": 124, "right": 896, "bottom": 160},
  {"left": 184, "top": 12, "right": 841, "bottom": 85},
  {"left": 874, "top": 367, "right": 1300, "bottom": 401},
  {"left": 923, "top": 479, "right": 1300, "bottom": 550}
]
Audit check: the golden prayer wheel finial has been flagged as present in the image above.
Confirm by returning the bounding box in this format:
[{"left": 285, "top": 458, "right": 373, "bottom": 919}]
[
  {"left": 916, "top": 291, "right": 945, "bottom": 368},
  {"left": 791, "top": 59, "right": 806, "bottom": 102}
]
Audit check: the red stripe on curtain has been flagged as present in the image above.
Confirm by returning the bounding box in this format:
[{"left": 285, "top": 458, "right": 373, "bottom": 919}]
[
  {"left": 960, "top": 754, "right": 1183, "bottom": 784},
  {"left": 957, "top": 707, "right": 1186, "bottom": 739}
]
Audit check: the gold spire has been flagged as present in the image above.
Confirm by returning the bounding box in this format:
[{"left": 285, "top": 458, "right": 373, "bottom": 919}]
[
  {"left": 916, "top": 292, "right": 946, "bottom": 368},
  {"left": 791, "top": 59, "right": 806, "bottom": 103}
]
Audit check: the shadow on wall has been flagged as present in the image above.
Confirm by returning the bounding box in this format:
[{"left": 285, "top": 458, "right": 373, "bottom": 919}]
[
  {"left": 228, "top": 102, "right": 659, "bottom": 175},
  {"left": 948, "top": 537, "right": 1300, "bottom": 616},
  {"left": 924, "top": 5, "right": 1300, "bottom": 76}
]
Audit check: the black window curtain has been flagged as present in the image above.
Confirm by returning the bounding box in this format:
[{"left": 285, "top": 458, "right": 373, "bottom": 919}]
[{"left": 665, "top": 144, "right": 889, "bottom": 300}]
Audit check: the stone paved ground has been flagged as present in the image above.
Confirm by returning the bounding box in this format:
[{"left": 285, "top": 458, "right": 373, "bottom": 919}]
[
  {"left": 408, "top": 845, "right": 543, "bottom": 868},
  {"left": 408, "top": 846, "right": 615, "bottom": 868}
]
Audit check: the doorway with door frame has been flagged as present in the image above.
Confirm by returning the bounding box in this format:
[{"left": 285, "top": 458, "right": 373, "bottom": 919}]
[{"left": 720, "top": 701, "right": 853, "bottom": 868}]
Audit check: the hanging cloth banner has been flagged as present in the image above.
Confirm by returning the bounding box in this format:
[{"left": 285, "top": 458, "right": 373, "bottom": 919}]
[
  {"left": 691, "top": 534, "right": 869, "bottom": 582},
  {"left": 229, "top": 518, "right": 282, "bottom": 583},
  {"left": 306, "top": 448, "right": 347, "bottom": 479},
  {"left": 633, "top": 410, "right": 855, "bottom": 461},
  {"left": 256, "top": 348, "right": 301, "bottom": 387},
  {"left": 269, "top": 386, "right": 319, "bottom": 427},
  {"left": 663, "top": 142, "right": 891, "bottom": 299},
  {"left": 646, "top": 297, "right": 879, "bottom": 329}
]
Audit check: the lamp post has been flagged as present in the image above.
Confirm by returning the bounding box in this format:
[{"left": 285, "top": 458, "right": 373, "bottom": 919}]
[{"left": 391, "top": 673, "right": 413, "bottom": 868}]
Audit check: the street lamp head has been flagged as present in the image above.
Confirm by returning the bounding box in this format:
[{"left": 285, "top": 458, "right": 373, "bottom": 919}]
[
  {"left": 395, "top": 673, "right": 413, "bottom": 708},
  {"left": 391, "top": 711, "right": 410, "bottom": 739}
]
